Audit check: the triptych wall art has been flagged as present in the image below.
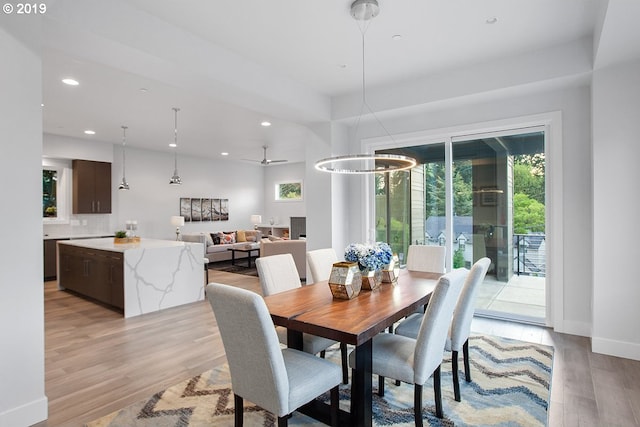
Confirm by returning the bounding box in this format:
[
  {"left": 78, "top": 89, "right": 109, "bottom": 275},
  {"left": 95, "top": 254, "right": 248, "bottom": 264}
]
[{"left": 179, "top": 198, "right": 229, "bottom": 222}]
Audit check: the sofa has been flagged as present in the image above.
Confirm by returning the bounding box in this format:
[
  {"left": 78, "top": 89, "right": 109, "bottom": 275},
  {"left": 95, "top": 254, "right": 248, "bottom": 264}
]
[
  {"left": 260, "top": 238, "right": 307, "bottom": 280},
  {"left": 182, "top": 230, "right": 262, "bottom": 263}
]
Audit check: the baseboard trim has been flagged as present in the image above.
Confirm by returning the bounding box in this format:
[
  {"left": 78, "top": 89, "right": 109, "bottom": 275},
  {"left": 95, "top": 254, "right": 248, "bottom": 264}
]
[
  {"left": 0, "top": 396, "right": 48, "bottom": 426},
  {"left": 592, "top": 336, "right": 640, "bottom": 361}
]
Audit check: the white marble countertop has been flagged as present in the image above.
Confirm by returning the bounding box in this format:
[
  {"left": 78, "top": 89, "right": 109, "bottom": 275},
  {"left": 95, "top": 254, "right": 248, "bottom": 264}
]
[
  {"left": 57, "top": 237, "right": 195, "bottom": 253},
  {"left": 43, "top": 233, "right": 114, "bottom": 241}
]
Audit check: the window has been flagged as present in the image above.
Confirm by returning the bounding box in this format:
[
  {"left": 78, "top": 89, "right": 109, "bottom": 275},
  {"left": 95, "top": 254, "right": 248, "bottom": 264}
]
[
  {"left": 275, "top": 181, "right": 303, "bottom": 201},
  {"left": 43, "top": 169, "right": 58, "bottom": 218}
]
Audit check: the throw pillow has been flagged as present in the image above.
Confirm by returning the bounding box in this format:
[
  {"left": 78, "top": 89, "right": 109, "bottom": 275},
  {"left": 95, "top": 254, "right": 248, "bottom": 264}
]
[
  {"left": 205, "top": 233, "right": 214, "bottom": 247},
  {"left": 221, "top": 232, "right": 236, "bottom": 244},
  {"left": 236, "top": 230, "right": 247, "bottom": 242},
  {"left": 246, "top": 235, "right": 256, "bottom": 242},
  {"left": 211, "top": 233, "right": 222, "bottom": 245}
]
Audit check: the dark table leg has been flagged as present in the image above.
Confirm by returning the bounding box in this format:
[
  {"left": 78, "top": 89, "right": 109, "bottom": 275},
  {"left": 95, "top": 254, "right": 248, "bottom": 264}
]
[
  {"left": 351, "top": 339, "right": 373, "bottom": 427},
  {"left": 230, "top": 250, "right": 236, "bottom": 266}
]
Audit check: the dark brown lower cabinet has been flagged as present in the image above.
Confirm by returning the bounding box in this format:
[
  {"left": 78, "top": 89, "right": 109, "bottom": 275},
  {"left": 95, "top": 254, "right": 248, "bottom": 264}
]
[{"left": 58, "top": 244, "right": 124, "bottom": 311}]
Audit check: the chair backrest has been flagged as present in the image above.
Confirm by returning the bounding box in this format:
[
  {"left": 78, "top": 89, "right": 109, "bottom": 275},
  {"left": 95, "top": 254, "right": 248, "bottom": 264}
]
[
  {"left": 306, "top": 248, "right": 338, "bottom": 283},
  {"left": 406, "top": 245, "right": 446, "bottom": 273},
  {"left": 206, "top": 283, "right": 289, "bottom": 415},
  {"left": 449, "top": 257, "right": 491, "bottom": 351},
  {"left": 256, "top": 253, "right": 301, "bottom": 296},
  {"left": 413, "top": 268, "right": 468, "bottom": 385}
]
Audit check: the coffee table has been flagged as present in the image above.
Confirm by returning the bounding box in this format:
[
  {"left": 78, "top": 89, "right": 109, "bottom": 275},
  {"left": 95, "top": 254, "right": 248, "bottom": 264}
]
[{"left": 227, "top": 246, "right": 260, "bottom": 268}]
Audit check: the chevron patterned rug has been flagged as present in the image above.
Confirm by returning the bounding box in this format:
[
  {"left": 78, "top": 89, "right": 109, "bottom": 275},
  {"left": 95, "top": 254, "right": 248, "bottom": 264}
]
[{"left": 86, "top": 335, "right": 553, "bottom": 426}]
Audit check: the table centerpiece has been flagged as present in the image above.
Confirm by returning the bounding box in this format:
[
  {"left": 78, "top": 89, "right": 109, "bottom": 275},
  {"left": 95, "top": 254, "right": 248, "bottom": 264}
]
[{"left": 344, "top": 242, "right": 393, "bottom": 290}]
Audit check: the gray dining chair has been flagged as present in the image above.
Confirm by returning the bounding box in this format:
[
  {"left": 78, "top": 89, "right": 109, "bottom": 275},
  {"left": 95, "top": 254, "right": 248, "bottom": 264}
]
[
  {"left": 256, "top": 253, "right": 349, "bottom": 384},
  {"left": 306, "top": 248, "right": 338, "bottom": 284},
  {"left": 348, "top": 268, "right": 467, "bottom": 424},
  {"left": 395, "top": 257, "right": 491, "bottom": 401},
  {"left": 206, "top": 283, "right": 340, "bottom": 427}
]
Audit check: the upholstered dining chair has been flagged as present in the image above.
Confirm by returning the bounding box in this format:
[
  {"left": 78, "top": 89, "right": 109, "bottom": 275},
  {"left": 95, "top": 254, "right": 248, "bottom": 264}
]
[
  {"left": 395, "top": 257, "right": 491, "bottom": 402},
  {"left": 406, "top": 244, "right": 446, "bottom": 273},
  {"left": 307, "top": 248, "right": 338, "bottom": 283},
  {"left": 402, "top": 244, "right": 447, "bottom": 322},
  {"left": 206, "top": 283, "right": 340, "bottom": 427},
  {"left": 348, "top": 268, "right": 467, "bottom": 425},
  {"left": 256, "top": 253, "right": 349, "bottom": 384}
]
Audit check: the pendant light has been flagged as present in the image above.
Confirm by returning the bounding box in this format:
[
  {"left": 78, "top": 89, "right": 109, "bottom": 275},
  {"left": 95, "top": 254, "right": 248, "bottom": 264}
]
[
  {"left": 169, "top": 107, "right": 182, "bottom": 185},
  {"left": 314, "top": 0, "right": 416, "bottom": 174},
  {"left": 118, "top": 125, "right": 130, "bottom": 190}
]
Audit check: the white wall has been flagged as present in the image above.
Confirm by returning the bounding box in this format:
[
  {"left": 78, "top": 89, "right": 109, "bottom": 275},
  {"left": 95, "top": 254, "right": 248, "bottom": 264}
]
[
  {"left": 262, "top": 162, "right": 306, "bottom": 227},
  {"left": 114, "top": 145, "right": 265, "bottom": 239},
  {"left": 0, "top": 23, "right": 48, "bottom": 426},
  {"left": 592, "top": 59, "right": 640, "bottom": 360},
  {"left": 340, "top": 84, "right": 593, "bottom": 336}
]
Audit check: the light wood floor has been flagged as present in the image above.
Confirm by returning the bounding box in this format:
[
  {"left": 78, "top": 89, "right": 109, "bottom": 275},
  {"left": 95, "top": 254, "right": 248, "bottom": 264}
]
[{"left": 35, "top": 271, "right": 640, "bottom": 427}]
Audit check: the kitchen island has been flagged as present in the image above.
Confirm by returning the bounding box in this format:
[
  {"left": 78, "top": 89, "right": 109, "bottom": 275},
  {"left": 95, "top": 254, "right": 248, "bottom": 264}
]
[{"left": 57, "top": 238, "right": 204, "bottom": 318}]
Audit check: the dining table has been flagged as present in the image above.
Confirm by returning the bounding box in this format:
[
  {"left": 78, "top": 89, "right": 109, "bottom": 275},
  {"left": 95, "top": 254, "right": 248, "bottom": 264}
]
[{"left": 263, "top": 268, "right": 441, "bottom": 427}]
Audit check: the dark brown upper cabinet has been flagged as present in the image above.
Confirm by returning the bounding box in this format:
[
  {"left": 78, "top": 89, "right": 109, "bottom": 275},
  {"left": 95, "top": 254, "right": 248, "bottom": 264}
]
[{"left": 72, "top": 160, "right": 112, "bottom": 214}]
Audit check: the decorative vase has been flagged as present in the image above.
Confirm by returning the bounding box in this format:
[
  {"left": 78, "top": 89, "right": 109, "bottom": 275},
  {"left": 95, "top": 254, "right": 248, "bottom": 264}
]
[
  {"left": 361, "top": 268, "right": 382, "bottom": 290},
  {"left": 382, "top": 253, "right": 400, "bottom": 285},
  {"left": 328, "top": 262, "right": 362, "bottom": 300}
]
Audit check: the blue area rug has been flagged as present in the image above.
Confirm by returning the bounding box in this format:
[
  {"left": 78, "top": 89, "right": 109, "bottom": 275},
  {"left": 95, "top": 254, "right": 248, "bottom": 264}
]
[{"left": 87, "top": 335, "right": 553, "bottom": 426}]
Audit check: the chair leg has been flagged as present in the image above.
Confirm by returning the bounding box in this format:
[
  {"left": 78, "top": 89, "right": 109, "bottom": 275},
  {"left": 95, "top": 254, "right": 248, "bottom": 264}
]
[
  {"left": 395, "top": 379, "right": 401, "bottom": 386},
  {"left": 320, "top": 350, "right": 326, "bottom": 359},
  {"left": 234, "top": 393, "right": 243, "bottom": 427},
  {"left": 378, "top": 375, "right": 385, "bottom": 397},
  {"left": 452, "top": 350, "right": 461, "bottom": 402},
  {"left": 277, "top": 416, "right": 288, "bottom": 427},
  {"left": 340, "top": 343, "right": 348, "bottom": 384},
  {"left": 433, "top": 365, "right": 443, "bottom": 419},
  {"left": 463, "top": 339, "right": 471, "bottom": 382},
  {"left": 330, "top": 385, "right": 339, "bottom": 427},
  {"left": 414, "top": 384, "right": 423, "bottom": 427}
]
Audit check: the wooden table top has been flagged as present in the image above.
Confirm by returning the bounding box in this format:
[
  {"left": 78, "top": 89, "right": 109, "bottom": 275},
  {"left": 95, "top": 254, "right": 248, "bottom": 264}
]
[{"left": 264, "top": 269, "right": 440, "bottom": 345}]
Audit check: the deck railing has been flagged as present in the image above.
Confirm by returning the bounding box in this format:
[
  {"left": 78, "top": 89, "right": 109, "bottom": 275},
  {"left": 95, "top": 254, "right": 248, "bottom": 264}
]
[{"left": 514, "top": 234, "right": 546, "bottom": 277}]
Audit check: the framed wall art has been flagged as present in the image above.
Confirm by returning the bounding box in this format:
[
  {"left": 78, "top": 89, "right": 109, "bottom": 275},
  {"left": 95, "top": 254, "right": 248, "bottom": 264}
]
[{"left": 180, "top": 198, "right": 192, "bottom": 221}]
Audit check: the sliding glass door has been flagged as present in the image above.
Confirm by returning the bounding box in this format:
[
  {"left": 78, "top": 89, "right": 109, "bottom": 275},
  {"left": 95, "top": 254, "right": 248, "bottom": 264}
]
[{"left": 375, "top": 128, "right": 546, "bottom": 323}]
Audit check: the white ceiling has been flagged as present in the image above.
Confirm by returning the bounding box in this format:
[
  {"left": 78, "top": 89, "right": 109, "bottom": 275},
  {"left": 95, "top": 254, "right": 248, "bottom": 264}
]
[{"left": 40, "top": 0, "right": 604, "bottom": 163}]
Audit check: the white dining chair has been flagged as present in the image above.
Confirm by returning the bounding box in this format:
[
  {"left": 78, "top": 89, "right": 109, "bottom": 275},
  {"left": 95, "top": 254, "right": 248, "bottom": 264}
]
[
  {"left": 395, "top": 257, "right": 491, "bottom": 402},
  {"left": 307, "top": 248, "right": 338, "bottom": 283},
  {"left": 256, "top": 253, "right": 349, "bottom": 384},
  {"left": 406, "top": 244, "right": 446, "bottom": 273},
  {"left": 206, "top": 282, "right": 341, "bottom": 426},
  {"left": 348, "top": 268, "right": 467, "bottom": 424}
]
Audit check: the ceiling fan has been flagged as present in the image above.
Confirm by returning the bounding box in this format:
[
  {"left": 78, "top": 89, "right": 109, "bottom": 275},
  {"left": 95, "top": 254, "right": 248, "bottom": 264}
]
[{"left": 247, "top": 145, "right": 287, "bottom": 165}]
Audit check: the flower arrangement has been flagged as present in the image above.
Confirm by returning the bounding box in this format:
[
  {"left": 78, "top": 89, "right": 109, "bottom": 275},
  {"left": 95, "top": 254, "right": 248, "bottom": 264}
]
[{"left": 344, "top": 242, "right": 393, "bottom": 272}]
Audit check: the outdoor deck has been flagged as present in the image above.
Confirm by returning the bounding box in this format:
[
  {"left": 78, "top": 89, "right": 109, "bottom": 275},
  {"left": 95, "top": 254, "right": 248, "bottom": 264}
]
[{"left": 475, "top": 274, "right": 546, "bottom": 321}]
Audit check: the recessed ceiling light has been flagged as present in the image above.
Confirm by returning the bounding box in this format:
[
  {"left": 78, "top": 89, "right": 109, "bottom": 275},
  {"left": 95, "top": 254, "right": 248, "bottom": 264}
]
[
  {"left": 41, "top": 103, "right": 44, "bottom": 107},
  {"left": 338, "top": 64, "right": 347, "bottom": 69},
  {"left": 139, "top": 87, "right": 148, "bottom": 92},
  {"left": 486, "top": 17, "right": 498, "bottom": 24},
  {"left": 261, "top": 121, "right": 271, "bottom": 127},
  {"left": 62, "top": 78, "right": 79, "bottom": 86},
  {"left": 84, "top": 130, "right": 95, "bottom": 135},
  {"left": 169, "top": 143, "right": 177, "bottom": 148},
  {"left": 391, "top": 34, "right": 402, "bottom": 40},
  {"left": 221, "top": 152, "right": 229, "bottom": 156}
]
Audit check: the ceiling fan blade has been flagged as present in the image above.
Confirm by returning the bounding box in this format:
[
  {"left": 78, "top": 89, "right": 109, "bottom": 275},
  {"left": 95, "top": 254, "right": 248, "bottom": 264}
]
[{"left": 266, "top": 159, "right": 287, "bottom": 164}]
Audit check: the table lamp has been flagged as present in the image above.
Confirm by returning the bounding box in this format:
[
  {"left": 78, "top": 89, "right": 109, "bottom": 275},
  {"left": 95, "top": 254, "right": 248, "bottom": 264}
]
[
  {"left": 171, "top": 216, "right": 185, "bottom": 240},
  {"left": 250, "top": 214, "right": 262, "bottom": 229}
]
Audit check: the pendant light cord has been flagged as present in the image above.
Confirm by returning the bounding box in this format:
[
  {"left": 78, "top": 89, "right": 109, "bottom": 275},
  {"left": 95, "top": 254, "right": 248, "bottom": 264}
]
[
  {"left": 173, "top": 107, "right": 179, "bottom": 174},
  {"left": 121, "top": 126, "right": 127, "bottom": 180},
  {"left": 353, "top": 17, "right": 397, "bottom": 146}
]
